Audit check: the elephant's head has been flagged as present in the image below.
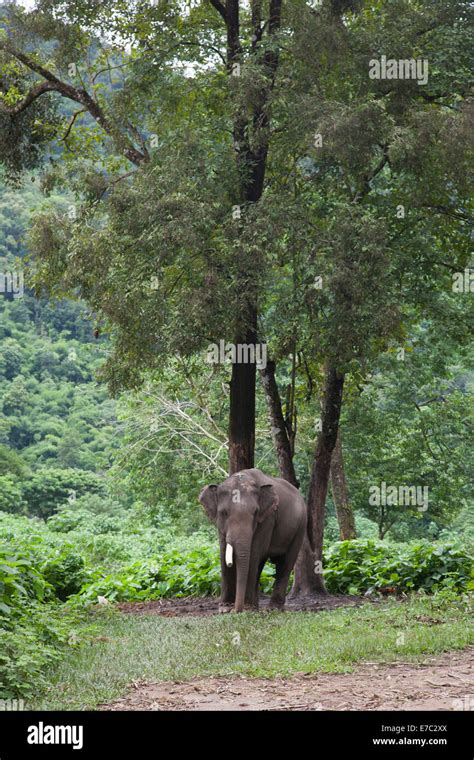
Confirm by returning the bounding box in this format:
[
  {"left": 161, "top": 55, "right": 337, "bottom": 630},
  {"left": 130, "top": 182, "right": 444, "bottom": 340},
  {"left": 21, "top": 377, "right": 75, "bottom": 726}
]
[{"left": 199, "top": 472, "right": 279, "bottom": 612}]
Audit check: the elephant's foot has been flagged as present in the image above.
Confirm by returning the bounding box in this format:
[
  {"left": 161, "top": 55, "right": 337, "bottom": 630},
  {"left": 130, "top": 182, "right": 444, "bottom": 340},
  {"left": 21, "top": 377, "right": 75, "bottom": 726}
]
[
  {"left": 231, "top": 603, "right": 259, "bottom": 613},
  {"left": 228, "top": 607, "right": 257, "bottom": 613},
  {"left": 268, "top": 596, "right": 286, "bottom": 611}
]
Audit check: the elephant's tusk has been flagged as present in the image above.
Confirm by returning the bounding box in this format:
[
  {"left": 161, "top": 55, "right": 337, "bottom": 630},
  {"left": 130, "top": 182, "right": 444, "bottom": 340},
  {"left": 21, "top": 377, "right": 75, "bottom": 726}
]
[{"left": 225, "top": 543, "right": 233, "bottom": 567}]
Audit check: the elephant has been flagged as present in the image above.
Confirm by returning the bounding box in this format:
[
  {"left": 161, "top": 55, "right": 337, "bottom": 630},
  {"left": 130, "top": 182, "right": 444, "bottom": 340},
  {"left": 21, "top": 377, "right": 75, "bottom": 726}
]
[{"left": 198, "top": 468, "right": 307, "bottom": 613}]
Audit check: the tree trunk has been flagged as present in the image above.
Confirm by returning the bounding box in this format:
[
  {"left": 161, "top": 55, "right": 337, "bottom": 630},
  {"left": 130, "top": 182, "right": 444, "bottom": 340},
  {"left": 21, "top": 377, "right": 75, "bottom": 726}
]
[
  {"left": 260, "top": 358, "right": 316, "bottom": 561},
  {"left": 260, "top": 360, "right": 299, "bottom": 487},
  {"left": 224, "top": 0, "right": 282, "bottom": 476},
  {"left": 331, "top": 430, "right": 356, "bottom": 540},
  {"left": 291, "top": 366, "right": 345, "bottom": 597},
  {"left": 228, "top": 323, "right": 257, "bottom": 474}
]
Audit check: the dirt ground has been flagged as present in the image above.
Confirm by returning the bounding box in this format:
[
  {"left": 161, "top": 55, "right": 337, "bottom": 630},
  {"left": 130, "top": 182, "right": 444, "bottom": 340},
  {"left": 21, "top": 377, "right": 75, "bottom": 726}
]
[
  {"left": 102, "top": 596, "right": 473, "bottom": 711},
  {"left": 116, "top": 593, "right": 364, "bottom": 616},
  {"left": 100, "top": 647, "right": 474, "bottom": 711}
]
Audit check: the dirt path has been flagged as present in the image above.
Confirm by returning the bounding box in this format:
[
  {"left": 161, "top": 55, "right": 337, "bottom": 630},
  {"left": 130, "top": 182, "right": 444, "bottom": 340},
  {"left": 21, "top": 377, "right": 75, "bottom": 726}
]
[
  {"left": 116, "top": 593, "right": 364, "bottom": 616},
  {"left": 101, "top": 647, "right": 474, "bottom": 711}
]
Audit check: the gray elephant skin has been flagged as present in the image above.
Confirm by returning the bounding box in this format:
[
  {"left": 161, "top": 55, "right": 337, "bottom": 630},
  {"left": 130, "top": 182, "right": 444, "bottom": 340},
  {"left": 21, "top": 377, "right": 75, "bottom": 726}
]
[{"left": 199, "top": 468, "right": 307, "bottom": 613}]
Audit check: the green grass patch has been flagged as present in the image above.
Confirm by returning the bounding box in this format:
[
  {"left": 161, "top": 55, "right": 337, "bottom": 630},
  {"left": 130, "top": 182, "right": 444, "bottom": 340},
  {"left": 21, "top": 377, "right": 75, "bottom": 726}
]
[{"left": 31, "top": 593, "right": 473, "bottom": 710}]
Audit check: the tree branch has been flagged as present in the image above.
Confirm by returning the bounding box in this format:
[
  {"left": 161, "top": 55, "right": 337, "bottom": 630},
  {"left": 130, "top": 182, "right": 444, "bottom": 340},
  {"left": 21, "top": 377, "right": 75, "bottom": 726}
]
[
  {"left": 0, "top": 80, "right": 57, "bottom": 115},
  {"left": 208, "top": 0, "right": 227, "bottom": 22},
  {"left": 61, "top": 108, "right": 87, "bottom": 144},
  {"left": 0, "top": 42, "right": 148, "bottom": 166},
  {"left": 353, "top": 150, "right": 389, "bottom": 203}
]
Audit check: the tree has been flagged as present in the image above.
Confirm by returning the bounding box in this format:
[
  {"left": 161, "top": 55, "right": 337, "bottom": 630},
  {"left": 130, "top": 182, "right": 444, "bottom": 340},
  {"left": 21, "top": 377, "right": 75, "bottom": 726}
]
[
  {"left": 342, "top": 323, "right": 473, "bottom": 540},
  {"left": 0, "top": 474, "right": 26, "bottom": 514},
  {"left": 330, "top": 431, "right": 356, "bottom": 540},
  {"left": 0, "top": 0, "right": 287, "bottom": 475},
  {"left": 21, "top": 467, "right": 105, "bottom": 519},
  {"left": 253, "top": 0, "right": 472, "bottom": 594},
  {"left": 0, "top": 444, "right": 28, "bottom": 478}
]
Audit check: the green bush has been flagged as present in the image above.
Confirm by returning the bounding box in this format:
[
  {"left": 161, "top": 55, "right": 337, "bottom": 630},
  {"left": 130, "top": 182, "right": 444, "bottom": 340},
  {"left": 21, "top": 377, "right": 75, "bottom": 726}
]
[
  {"left": 72, "top": 539, "right": 473, "bottom": 605},
  {"left": 1, "top": 515, "right": 472, "bottom": 605},
  {"left": 0, "top": 546, "right": 49, "bottom": 615},
  {"left": 40, "top": 552, "right": 88, "bottom": 601},
  {"left": 72, "top": 543, "right": 278, "bottom": 605},
  {"left": 73, "top": 547, "right": 222, "bottom": 604},
  {"left": 323, "top": 540, "right": 474, "bottom": 595},
  {"left": 0, "top": 603, "right": 85, "bottom": 699},
  {"left": 0, "top": 475, "right": 26, "bottom": 515},
  {"left": 0, "top": 540, "right": 94, "bottom": 699}
]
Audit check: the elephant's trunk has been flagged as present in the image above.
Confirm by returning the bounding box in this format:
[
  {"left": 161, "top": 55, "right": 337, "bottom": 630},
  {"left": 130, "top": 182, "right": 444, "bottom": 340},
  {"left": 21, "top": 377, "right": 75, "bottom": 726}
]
[{"left": 234, "top": 542, "right": 251, "bottom": 613}]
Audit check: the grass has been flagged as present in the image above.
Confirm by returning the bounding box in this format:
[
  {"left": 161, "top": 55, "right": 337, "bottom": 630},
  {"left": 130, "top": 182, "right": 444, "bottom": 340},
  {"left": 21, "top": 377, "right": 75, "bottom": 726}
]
[{"left": 31, "top": 594, "right": 474, "bottom": 710}]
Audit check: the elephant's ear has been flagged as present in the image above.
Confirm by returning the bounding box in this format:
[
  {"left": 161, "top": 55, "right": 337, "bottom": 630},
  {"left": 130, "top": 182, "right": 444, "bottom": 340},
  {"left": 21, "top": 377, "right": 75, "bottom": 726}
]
[
  {"left": 198, "top": 484, "right": 218, "bottom": 522},
  {"left": 258, "top": 484, "right": 279, "bottom": 523}
]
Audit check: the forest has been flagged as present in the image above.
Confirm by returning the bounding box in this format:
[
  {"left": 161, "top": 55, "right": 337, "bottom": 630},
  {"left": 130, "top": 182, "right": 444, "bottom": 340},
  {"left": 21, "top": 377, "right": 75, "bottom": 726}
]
[{"left": 0, "top": 0, "right": 472, "bottom": 714}]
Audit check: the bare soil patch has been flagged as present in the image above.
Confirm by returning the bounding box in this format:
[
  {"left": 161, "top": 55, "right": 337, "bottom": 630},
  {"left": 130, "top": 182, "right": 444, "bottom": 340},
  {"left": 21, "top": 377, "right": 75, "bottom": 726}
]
[
  {"left": 116, "top": 593, "right": 364, "bottom": 617},
  {"left": 100, "top": 647, "right": 474, "bottom": 711}
]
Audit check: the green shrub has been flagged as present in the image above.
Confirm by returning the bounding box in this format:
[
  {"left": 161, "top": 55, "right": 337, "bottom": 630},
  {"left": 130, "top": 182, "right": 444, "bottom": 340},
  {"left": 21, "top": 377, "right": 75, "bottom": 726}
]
[
  {"left": 40, "top": 552, "right": 88, "bottom": 601},
  {"left": 72, "top": 539, "right": 473, "bottom": 605},
  {"left": 47, "top": 494, "right": 131, "bottom": 534},
  {"left": 73, "top": 547, "right": 222, "bottom": 604},
  {"left": 323, "top": 540, "right": 473, "bottom": 595},
  {"left": 0, "top": 602, "right": 89, "bottom": 699},
  {"left": 0, "top": 475, "right": 27, "bottom": 515},
  {"left": 0, "top": 539, "right": 95, "bottom": 700},
  {"left": 0, "top": 546, "right": 49, "bottom": 615},
  {"left": 72, "top": 543, "right": 277, "bottom": 605}
]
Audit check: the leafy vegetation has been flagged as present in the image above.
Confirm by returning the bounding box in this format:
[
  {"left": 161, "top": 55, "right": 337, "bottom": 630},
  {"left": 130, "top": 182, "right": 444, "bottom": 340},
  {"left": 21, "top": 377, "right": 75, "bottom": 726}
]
[
  {"left": 0, "top": 541, "right": 90, "bottom": 698},
  {"left": 323, "top": 540, "right": 473, "bottom": 595}
]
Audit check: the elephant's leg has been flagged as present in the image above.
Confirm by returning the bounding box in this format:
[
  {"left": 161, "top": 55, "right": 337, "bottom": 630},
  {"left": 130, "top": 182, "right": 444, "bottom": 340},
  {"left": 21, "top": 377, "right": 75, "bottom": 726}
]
[
  {"left": 243, "top": 555, "right": 261, "bottom": 610},
  {"left": 269, "top": 557, "right": 288, "bottom": 609},
  {"left": 220, "top": 566, "right": 236, "bottom": 606},
  {"left": 269, "top": 530, "right": 305, "bottom": 610}
]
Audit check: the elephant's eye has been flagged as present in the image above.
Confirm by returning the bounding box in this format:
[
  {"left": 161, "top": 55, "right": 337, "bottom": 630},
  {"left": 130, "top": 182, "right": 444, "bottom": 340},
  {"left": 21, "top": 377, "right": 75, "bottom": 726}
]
[{"left": 219, "top": 508, "right": 227, "bottom": 518}]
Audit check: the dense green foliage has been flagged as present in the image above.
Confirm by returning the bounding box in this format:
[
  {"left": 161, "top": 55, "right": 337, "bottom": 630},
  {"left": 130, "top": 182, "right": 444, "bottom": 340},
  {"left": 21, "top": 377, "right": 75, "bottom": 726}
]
[
  {"left": 324, "top": 540, "right": 473, "bottom": 595},
  {"left": 2, "top": 510, "right": 472, "bottom": 607},
  {"left": 0, "top": 538, "right": 89, "bottom": 698}
]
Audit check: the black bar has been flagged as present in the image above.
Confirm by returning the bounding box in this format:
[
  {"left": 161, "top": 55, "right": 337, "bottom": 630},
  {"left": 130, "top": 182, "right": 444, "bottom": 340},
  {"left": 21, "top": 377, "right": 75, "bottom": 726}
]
[{"left": 0, "top": 710, "right": 471, "bottom": 758}]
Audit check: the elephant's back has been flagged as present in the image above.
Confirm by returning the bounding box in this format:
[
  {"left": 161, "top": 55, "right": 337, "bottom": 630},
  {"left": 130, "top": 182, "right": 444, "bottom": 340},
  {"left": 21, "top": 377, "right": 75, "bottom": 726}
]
[{"left": 268, "top": 474, "right": 306, "bottom": 512}]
